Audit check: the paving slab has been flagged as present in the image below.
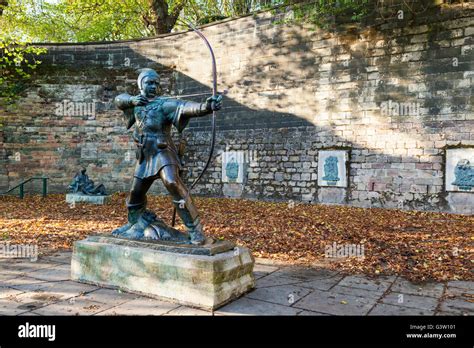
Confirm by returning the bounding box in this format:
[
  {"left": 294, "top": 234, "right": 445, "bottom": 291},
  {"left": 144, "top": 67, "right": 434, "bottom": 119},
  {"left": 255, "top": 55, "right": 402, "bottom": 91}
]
[
  {"left": 2, "top": 276, "right": 53, "bottom": 292},
  {"left": 255, "top": 274, "right": 307, "bottom": 288},
  {"left": 27, "top": 264, "right": 71, "bottom": 281},
  {"left": 164, "top": 306, "right": 213, "bottom": 316},
  {"left": 38, "top": 280, "right": 99, "bottom": 297},
  {"left": 381, "top": 292, "right": 438, "bottom": 311},
  {"left": 296, "top": 310, "right": 330, "bottom": 316},
  {"left": 0, "top": 272, "right": 22, "bottom": 282},
  {"left": 96, "top": 297, "right": 179, "bottom": 316},
  {"left": 445, "top": 286, "right": 474, "bottom": 297},
  {"left": 293, "top": 289, "right": 377, "bottom": 315},
  {"left": 0, "top": 260, "right": 59, "bottom": 276},
  {"left": 0, "top": 268, "right": 26, "bottom": 278},
  {"left": 337, "top": 275, "right": 394, "bottom": 293},
  {"left": 390, "top": 278, "right": 444, "bottom": 298},
  {"left": 0, "top": 286, "right": 65, "bottom": 315},
  {"left": 31, "top": 297, "right": 113, "bottom": 316},
  {"left": 78, "top": 288, "right": 139, "bottom": 307},
  {"left": 216, "top": 297, "right": 301, "bottom": 315},
  {"left": 0, "top": 259, "right": 58, "bottom": 270},
  {"left": 17, "top": 311, "right": 41, "bottom": 316},
  {"left": 40, "top": 251, "right": 73, "bottom": 264},
  {"left": 369, "top": 303, "right": 434, "bottom": 316},
  {"left": 0, "top": 297, "right": 33, "bottom": 315},
  {"left": 442, "top": 285, "right": 474, "bottom": 315},
  {"left": 253, "top": 264, "right": 279, "bottom": 280},
  {"left": 4, "top": 280, "right": 99, "bottom": 304},
  {"left": 246, "top": 284, "right": 312, "bottom": 306},
  {"left": 330, "top": 285, "right": 385, "bottom": 300},
  {"left": 0, "top": 287, "right": 24, "bottom": 299},
  {"left": 439, "top": 297, "right": 474, "bottom": 315},
  {"left": 9, "top": 291, "right": 64, "bottom": 312},
  {"left": 436, "top": 311, "right": 469, "bottom": 316},
  {"left": 272, "top": 267, "right": 339, "bottom": 281},
  {"left": 447, "top": 281, "right": 474, "bottom": 291},
  {"left": 295, "top": 275, "right": 344, "bottom": 291}
]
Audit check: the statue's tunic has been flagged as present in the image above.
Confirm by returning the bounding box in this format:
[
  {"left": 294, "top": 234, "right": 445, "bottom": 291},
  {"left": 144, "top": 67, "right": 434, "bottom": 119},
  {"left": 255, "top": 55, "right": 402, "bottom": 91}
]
[
  {"left": 131, "top": 97, "right": 190, "bottom": 179},
  {"left": 115, "top": 92, "right": 208, "bottom": 180}
]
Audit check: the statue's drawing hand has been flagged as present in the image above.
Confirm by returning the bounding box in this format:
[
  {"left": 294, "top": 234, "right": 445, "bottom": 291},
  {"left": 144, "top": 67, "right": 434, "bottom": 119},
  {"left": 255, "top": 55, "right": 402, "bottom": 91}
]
[
  {"left": 130, "top": 95, "right": 148, "bottom": 106},
  {"left": 206, "top": 94, "right": 223, "bottom": 111}
]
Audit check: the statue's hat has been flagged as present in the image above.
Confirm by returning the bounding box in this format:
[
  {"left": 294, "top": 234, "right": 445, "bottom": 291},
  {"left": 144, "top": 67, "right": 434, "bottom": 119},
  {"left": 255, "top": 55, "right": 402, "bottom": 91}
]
[{"left": 137, "top": 69, "right": 160, "bottom": 90}]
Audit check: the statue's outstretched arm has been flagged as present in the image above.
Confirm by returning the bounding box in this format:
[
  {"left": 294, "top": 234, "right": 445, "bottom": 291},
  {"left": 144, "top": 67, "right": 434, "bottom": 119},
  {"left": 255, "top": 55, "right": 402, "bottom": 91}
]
[
  {"left": 162, "top": 99, "right": 205, "bottom": 133},
  {"left": 163, "top": 96, "right": 222, "bottom": 132}
]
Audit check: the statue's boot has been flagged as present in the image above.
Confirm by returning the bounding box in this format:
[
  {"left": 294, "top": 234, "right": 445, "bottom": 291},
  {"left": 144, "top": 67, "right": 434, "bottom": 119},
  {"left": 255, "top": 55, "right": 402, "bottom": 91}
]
[
  {"left": 112, "top": 200, "right": 146, "bottom": 237},
  {"left": 173, "top": 196, "right": 206, "bottom": 245},
  {"left": 120, "top": 210, "right": 156, "bottom": 240},
  {"left": 187, "top": 217, "right": 206, "bottom": 245}
]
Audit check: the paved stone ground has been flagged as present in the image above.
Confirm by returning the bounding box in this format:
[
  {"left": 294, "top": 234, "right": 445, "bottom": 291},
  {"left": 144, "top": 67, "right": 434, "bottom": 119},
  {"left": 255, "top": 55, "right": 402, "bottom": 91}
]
[{"left": 0, "top": 252, "right": 472, "bottom": 316}]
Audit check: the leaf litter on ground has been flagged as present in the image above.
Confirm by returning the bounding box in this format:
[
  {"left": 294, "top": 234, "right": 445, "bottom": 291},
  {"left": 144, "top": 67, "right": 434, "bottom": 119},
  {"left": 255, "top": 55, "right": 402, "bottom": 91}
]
[{"left": 0, "top": 193, "right": 472, "bottom": 283}]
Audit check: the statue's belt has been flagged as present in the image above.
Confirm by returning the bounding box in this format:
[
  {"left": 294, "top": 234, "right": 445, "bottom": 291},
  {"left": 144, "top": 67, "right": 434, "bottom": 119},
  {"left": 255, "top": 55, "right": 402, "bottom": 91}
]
[{"left": 134, "top": 133, "right": 168, "bottom": 150}]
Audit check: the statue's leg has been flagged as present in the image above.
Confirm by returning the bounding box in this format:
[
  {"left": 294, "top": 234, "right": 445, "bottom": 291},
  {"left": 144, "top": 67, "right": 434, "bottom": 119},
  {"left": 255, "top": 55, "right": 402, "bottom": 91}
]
[
  {"left": 95, "top": 184, "right": 106, "bottom": 195},
  {"left": 159, "top": 164, "right": 206, "bottom": 245},
  {"left": 112, "top": 176, "right": 154, "bottom": 236},
  {"left": 128, "top": 176, "right": 154, "bottom": 205}
]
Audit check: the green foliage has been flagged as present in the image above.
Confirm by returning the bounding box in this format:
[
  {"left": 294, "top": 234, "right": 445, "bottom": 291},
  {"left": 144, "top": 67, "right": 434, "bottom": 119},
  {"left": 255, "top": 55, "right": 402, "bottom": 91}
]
[
  {"left": 1, "top": 0, "right": 155, "bottom": 42},
  {"left": 1, "top": 0, "right": 374, "bottom": 44},
  {"left": 181, "top": 0, "right": 279, "bottom": 26},
  {"left": 1, "top": 0, "right": 286, "bottom": 41},
  {"left": 181, "top": 0, "right": 372, "bottom": 29},
  {"left": 0, "top": 37, "right": 46, "bottom": 105},
  {"left": 0, "top": 0, "right": 47, "bottom": 109},
  {"left": 277, "top": 0, "right": 372, "bottom": 28}
]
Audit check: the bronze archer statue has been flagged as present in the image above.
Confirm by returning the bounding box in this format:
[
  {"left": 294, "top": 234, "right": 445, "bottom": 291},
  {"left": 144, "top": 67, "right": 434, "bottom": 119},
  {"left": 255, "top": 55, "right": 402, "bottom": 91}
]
[{"left": 113, "top": 68, "right": 222, "bottom": 245}]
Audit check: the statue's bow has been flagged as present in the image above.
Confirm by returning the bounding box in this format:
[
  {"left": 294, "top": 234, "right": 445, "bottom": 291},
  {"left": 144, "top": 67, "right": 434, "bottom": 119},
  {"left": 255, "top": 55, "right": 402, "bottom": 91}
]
[{"left": 183, "top": 19, "right": 218, "bottom": 191}]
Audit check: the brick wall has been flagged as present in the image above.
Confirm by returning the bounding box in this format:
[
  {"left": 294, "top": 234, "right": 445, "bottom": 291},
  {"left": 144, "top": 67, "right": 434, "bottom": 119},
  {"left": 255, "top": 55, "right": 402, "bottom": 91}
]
[{"left": 0, "top": 3, "right": 473, "bottom": 213}]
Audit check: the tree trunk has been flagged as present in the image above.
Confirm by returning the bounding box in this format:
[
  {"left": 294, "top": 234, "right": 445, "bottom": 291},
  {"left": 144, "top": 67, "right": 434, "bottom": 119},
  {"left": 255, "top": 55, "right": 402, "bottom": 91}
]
[{"left": 149, "top": 0, "right": 187, "bottom": 34}]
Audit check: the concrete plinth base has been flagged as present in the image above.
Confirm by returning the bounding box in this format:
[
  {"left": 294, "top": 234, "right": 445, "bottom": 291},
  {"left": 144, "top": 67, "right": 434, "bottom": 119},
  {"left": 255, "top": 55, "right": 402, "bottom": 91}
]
[
  {"left": 223, "top": 183, "right": 245, "bottom": 198},
  {"left": 66, "top": 193, "right": 110, "bottom": 205},
  {"left": 71, "top": 235, "right": 255, "bottom": 310}
]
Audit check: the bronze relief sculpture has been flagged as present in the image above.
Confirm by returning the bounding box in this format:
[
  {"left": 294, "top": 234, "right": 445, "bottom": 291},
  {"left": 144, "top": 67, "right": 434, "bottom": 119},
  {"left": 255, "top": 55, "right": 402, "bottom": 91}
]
[{"left": 113, "top": 69, "right": 222, "bottom": 245}]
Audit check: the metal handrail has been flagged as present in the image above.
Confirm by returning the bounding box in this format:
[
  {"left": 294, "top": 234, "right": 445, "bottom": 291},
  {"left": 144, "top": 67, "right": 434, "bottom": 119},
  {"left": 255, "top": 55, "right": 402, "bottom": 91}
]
[{"left": 0, "top": 176, "right": 49, "bottom": 198}]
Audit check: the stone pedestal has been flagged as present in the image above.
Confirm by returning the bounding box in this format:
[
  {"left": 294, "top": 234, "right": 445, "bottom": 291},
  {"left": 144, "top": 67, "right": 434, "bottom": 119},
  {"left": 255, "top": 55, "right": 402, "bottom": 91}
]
[
  {"left": 66, "top": 193, "right": 111, "bottom": 205},
  {"left": 71, "top": 235, "right": 255, "bottom": 310},
  {"left": 223, "top": 183, "right": 245, "bottom": 198},
  {"left": 318, "top": 186, "right": 346, "bottom": 204}
]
